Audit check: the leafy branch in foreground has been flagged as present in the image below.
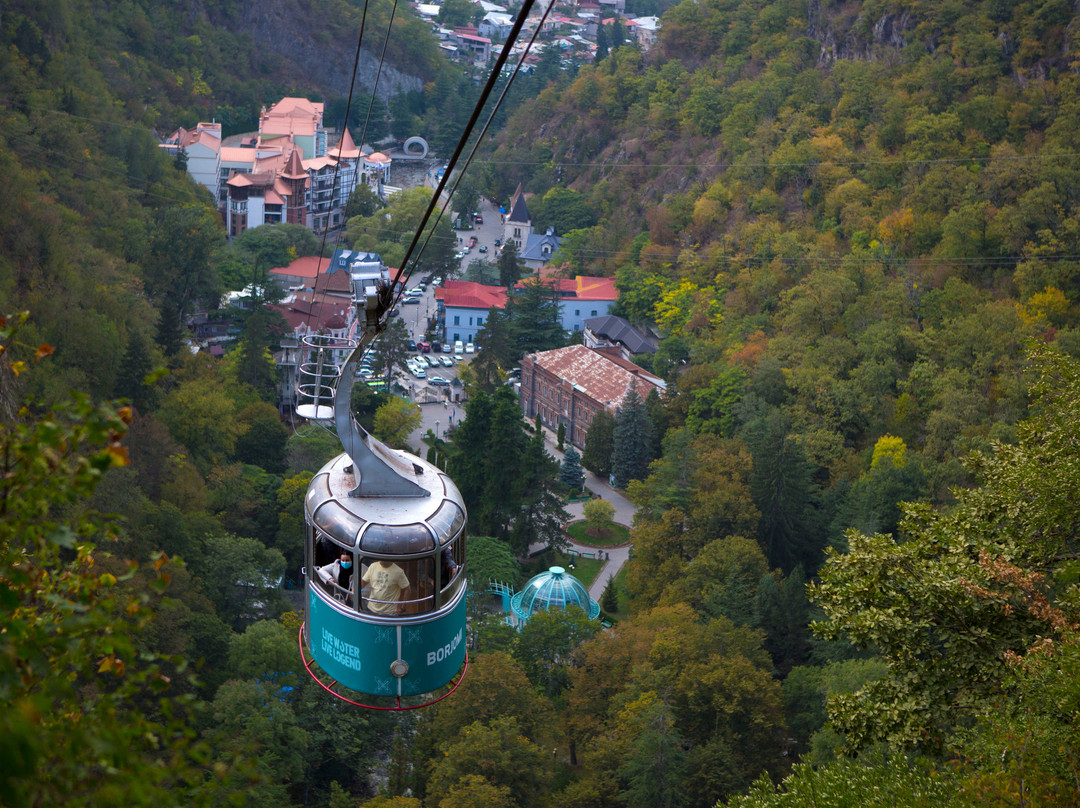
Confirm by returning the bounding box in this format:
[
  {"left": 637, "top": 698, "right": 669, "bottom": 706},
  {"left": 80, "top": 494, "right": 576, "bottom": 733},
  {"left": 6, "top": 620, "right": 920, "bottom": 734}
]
[{"left": 0, "top": 314, "right": 248, "bottom": 807}]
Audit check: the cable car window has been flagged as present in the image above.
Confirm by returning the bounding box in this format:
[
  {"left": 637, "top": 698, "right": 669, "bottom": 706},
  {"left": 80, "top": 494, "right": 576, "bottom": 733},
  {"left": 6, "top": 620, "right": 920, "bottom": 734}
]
[
  {"left": 305, "top": 473, "right": 332, "bottom": 515},
  {"left": 312, "top": 500, "right": 365, "bottom": 548},
  {"left": 313, "top": 533, "right": 356, "bottom": 606},
  {"left": 438, "top": 538, "right": 464, "bottom": 601},
  {"left": 428, "top": 501, "right": 465, "bottom": 545},
  {"left": 361, "top": 557, "right": 434, "bottom": 615},
  {"left": 360, "top": 523, "right": 435, "bottom": 554}
]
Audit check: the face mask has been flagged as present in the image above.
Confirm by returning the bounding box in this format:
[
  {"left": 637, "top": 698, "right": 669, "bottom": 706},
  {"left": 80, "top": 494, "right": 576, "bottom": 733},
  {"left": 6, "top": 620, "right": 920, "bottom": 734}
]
[{"left": 340, "top": 561, "right": 352, "bottom": 569}]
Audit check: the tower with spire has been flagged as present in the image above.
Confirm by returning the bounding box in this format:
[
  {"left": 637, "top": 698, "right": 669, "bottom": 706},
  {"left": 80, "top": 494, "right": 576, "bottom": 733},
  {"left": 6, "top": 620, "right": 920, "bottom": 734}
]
[
  {"left": 282, "top": 148, "right": 310, "bottom": 226},
  {"left": 504, "top": 183, "right": 532, "bottom": 252}
]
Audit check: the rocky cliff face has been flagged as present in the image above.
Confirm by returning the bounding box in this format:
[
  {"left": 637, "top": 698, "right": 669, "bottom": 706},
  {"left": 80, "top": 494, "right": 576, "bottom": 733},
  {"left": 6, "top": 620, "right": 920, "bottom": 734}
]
[
  {"left": 807, "top": 0, "right": 913, "bottom": 66},
  {"left": 223, "top": 0, "right": 424, "bottom": 98}
]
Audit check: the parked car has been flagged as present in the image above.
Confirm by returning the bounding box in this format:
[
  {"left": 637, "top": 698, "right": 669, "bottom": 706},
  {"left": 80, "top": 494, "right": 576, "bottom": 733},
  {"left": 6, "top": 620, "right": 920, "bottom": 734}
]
[
  {"left": 468, "top": 236, "right": 478, "bottom": 246},
  {"left": 465, "top": 342, "right": 475, "bottom": 353},
  {"left": 454, "top": 251, "right": 465, "bottom": 260},
  {"left": 478, "top": 245, "right": 488, "bottom": 253},
  {"left": 407, "top": 340, "right": 417, "bottom": 351},
  {"left": 494, "top": 238, "right": 502, "bottom": 247},
  {"left": 474, "top": 214, "right": 484, "bottom": 224},
  {"left": 443, "top": 343, "right": 453, "bottom": 353},
  {"left": 428, "top": 376, "right": 449, "bottom": 386},
  {"left": 431, "top": 340, "right": 442, "bottom": 352},
  {"left": 454, "top": 340, "right": 464, "bottom": 354},
  {"left": 403, "top": 297, "right": 420, "bottom": 305},
  {"left": 439, "top": 356, "right": 453, "bottom": 367},
  {"left": 418, "top": 341, "right": 431, "bottom": 353},
  {"left": 425, "top": 355, "right": 439, "bottom": 368},
  {"left": 411, "top": 366, "right": 426, "bottom": 379}
]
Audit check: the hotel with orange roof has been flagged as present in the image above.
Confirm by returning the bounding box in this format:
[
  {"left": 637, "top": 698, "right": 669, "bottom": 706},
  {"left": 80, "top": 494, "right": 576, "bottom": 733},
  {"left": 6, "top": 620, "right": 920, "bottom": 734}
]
[{"left": 163, "top": 96, "right": 392, "bottom": 239}]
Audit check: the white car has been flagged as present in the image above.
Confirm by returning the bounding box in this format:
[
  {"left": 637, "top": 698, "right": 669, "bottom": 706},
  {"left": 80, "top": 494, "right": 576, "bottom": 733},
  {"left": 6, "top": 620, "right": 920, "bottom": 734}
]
[
  {"left": 405, "top": 288, "right": 423, "bottom": 297},
  {"left": 454, "top": 340, "right": 464, "bottom": 354},
  {"left": 428, "top": 376, "right": 450, "bottom": 386},
  {"left": 465, "top": 343, "right": 475, "bottom": 354},
  {"left": 439, "top": 356, "right": 453, "bottom": 367}
]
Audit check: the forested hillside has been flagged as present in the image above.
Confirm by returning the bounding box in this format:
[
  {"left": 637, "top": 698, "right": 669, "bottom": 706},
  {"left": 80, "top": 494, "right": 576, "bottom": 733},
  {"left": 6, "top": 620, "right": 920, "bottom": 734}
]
[{"left": 3, "top": 0, "right": 1080, "bottom": 806}]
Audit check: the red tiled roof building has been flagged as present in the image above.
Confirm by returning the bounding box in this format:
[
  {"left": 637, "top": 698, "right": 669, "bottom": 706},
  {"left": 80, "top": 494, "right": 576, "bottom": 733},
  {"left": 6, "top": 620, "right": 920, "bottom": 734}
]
[{"left": 520, "top": 344, "right": 665, "bottom": 449}]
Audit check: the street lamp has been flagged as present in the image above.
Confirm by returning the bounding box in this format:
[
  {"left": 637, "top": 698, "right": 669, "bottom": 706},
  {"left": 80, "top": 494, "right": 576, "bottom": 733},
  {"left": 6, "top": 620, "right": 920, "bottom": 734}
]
[{"left": 435, "top": 420, "right": 440, "bottom": 439}]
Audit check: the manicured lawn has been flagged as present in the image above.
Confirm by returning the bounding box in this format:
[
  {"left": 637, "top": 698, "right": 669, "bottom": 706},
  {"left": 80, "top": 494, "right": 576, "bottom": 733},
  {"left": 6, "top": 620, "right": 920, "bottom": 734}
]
[
  {"left": 566, "top": 519, "right": 630, "bottom": 547},
  {"left": 525, "top": 549, "right": 604, "bottom": 588}
]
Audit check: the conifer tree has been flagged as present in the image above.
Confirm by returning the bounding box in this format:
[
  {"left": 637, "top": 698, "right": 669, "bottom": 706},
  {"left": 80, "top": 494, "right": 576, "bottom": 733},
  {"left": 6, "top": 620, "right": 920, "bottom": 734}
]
[
  {"left": 560, "top": 446, "right": 585, "bottom": 490},
  {"left": 498, "top": 239, "right": 522, "bottom": 287},
  {"left": 611, "top": 385, "right": 653, "bottom": 489},
  {"left": 582, "top": 409, "right": 616, "bottom": 479},
  {"left": 115, "top": 329, "right": 157, "bottom": 413},
  {"left": 601, "top": 575, "right": 618, "bottom": 612}
]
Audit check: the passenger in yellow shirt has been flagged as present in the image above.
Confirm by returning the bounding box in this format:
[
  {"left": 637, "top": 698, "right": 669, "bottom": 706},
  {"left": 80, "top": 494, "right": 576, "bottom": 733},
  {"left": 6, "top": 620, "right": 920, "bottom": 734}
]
[{"left": 362, "top": 560, "right": 410, "bottom": 614}]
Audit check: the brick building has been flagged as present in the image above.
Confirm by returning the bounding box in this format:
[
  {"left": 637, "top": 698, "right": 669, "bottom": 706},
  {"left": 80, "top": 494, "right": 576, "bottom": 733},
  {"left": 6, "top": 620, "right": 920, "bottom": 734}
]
[{"left": 520, "top": 344, "right": 665, "bottom": 449}]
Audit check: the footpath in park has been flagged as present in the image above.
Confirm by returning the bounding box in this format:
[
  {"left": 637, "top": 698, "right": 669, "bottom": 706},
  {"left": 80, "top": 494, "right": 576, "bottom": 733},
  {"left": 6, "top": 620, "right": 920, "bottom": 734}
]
[{"left": 530, "top": 425, "right": 637, "bottom": 603}]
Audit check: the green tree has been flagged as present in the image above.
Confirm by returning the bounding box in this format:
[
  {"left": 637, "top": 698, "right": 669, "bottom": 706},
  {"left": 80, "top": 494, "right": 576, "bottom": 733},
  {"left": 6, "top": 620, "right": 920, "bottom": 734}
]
[
  {"left": 143, "top": 204, "right": 226, "bottom": 355},
  {"left": 235, "top": 306, "right": 282, "bottom": 401},
  {"left": 465, "top": 535, "right": 520, "bottom": 590},
  {"left": 532, "top": 187, "right": 598, "bottom": 236},
  {"left": 346, "top": 183, "right": 384, "bottom": 220},
  {"left": 234, "top": 406, "right": 289, "bottom": 474},
  {"left": 114, "top": 328, "right": 159, "bottom": 413},
  {"left": 369, "top": 316, "right": 413, "bottom": 386},
  {"left": 510, "top": 427, "right": 571, "bottom": 555},
  {"left": 611, "top": 385, "right": 653, "bottom": 488},
  {"left": 582, "top": 409, "right": 616, "bottom": 478},
  {"left": 560, "top": 446, "right": 586, "bottom": 490},
  {"left": 505, "top": 278, "right": 564, "bottom": 362},
  {"left": 498, "top": 239, "right": 522, "bottom": 287},
  {"left": 582, "top": 497, "right": 616, "bottom": 539},
  {"left": 744, "top": 411, "right": 824, "bottom": 572},
  {"left": 426, "top": 717, "right": 551, "bottom": 808},
  {"left": 372, "top": 396, "right": 422, "bottom": 449},
  {"left": 595, "top": 23, "right": 610, "bottom": 63},
  {"left": 198, "top": 535, "right": 286, "bottom": 630},
  {"left": 437, "top": 0, "right": 481, "bottom": 28},
  {"left": 0, "top": 322, "right": 231, "bottom": 807},
  {"left": 601, "top": 575, "right": 618, "bottom": 612},
  {"left": 513, "top": 605, "right": 601, "bottom": 698},
  {"left": 346, "top": 187, "right": 456, "bottom": 278},
  {"left": 474, "top": 307, "right": 514, "bottom": 370},
  {"left": 811, "top": 346, "right": 1080, "bottom": 753},
  {"left": 557, "top": 421, "right": 566, "bottom": 450},
  {"left": 157, "top": 376, "right": 243, "bottom": 473},
  {"left": 617, "top": 695, "right": 688, "bottom": 808},
  {"left": 234, "top": 223, "right": 319, "bottom": 295}
]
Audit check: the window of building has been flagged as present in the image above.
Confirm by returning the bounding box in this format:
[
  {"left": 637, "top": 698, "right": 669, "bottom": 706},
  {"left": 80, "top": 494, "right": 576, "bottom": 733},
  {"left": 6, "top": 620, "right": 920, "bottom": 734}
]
[
  {"left": 453, "top": 315, "right": 460, "bottom": 325},
  {"left": 469, "top": 317, "right": 473, "bottom": 326},
  {"left": 477, "top": 317, "right": 484, "bottom": 326},
  {"left": 591, "top": 310, "right": 597, "bottom": 316},
  {"left": 575, "top": 309, "right": 580, "bottom": 316}
]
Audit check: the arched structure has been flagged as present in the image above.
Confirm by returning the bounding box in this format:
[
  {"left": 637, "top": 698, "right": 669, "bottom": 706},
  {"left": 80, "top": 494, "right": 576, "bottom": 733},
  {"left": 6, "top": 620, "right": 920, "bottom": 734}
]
[
  {"left": 509, "top": 566, "right": 601, "bottom": 624},
  {"left": 403, "top": 136, "right": 429, "bottom": 158}
]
